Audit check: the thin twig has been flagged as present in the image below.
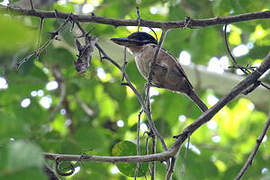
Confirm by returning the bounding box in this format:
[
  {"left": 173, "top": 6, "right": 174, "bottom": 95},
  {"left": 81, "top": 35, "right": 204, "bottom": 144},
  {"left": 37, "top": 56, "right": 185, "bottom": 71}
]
[
  {"left": 17, "top": 14, "right": 72, "bottom": 69},
  {"left": 166, "top": 157, "right": 176, "bottom": 180},
  {"left": 224, "top": 24, "right": 249, "bottom": 75},
  {"left": 181, "top": 136, "right": 190, "bottom": 177},
  {"left": 75, "top": 94, "right": 94, "bottom": 116},
  {"left": 148, "top": 27, "right": 158, "bottom": 41},
  {"left": 261, "top": 82, "right": 270, "bottom": 90},
  {"left": 37, "top": 17, "right": 44, "bottom": 51},
  {"left": 145, "top": 29, "right": 167, "bottom": 100},
  {"left": 136, "top": 7, "right": 141, "bottom": 32},
  {"left": 44, "top": 164, "right": 59, "bottom": 180},
  {"left": 95, "top": 44, "right": 121, "bottom": 69},
  {"left": 16, "top": 52, "right": 36, "bottom": 70},
  {"left": 145, "top": 133, "right": 150, "bottom": 156},
  {"left": 235, "top": 115, "right": 270, "bottom": 180},
  {"left": 121, "top": 47, "right": 128, "bottom": 81},
  {"left": 144, "top": 131, "right": 152, "bottom": 174},
  {"left": 29, "top": 0, "right": 34, "bottom": 10},
  {"left": 151, "top": 135, "right": 156, "bottom": 180},
  {"left": 135, "top": 110, "right": 143, "bottom": 179}
]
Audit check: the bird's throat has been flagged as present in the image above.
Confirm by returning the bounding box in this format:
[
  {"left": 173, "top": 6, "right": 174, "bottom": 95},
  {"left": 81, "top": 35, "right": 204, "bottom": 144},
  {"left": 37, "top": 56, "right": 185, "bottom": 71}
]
[{"left": 127, "top": 46, "right": 145, "bottom": 56}]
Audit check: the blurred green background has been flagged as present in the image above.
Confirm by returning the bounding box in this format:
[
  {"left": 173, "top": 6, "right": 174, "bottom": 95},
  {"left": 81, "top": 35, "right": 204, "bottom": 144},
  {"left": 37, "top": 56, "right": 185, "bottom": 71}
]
[{"left": 0, "top": 0, "right": 270, "bottom": 179}]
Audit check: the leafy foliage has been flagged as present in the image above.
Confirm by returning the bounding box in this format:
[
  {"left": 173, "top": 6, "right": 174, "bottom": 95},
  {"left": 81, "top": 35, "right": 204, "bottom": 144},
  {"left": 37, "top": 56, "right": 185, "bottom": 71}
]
[
  {"left": 0, "top": 0, "right": 270, "bottom": 179},
  {"left": 112, "top": 141, "right": 148, "bottom": 177}
]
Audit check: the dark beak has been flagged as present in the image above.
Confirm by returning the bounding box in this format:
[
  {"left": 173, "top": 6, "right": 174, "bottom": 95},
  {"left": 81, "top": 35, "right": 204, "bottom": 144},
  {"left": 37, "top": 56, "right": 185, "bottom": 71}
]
[{"left": 111, "top": 37, "right": 141, "bottom": 46}]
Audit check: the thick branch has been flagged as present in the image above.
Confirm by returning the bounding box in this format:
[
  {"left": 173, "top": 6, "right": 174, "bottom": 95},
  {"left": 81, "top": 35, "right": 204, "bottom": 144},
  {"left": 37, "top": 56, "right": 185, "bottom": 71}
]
[{"left": 1, "top": 5, "right": 270, "bottom": 29}]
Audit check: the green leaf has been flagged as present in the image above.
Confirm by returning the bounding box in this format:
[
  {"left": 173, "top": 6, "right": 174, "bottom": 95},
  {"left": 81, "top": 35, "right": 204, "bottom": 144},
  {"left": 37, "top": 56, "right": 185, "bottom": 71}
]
[
  {"left": 175, "top": 149, "right": 219, "bottom": 180},
  {"left": 53, "top": 2, "right": 75, "bottom": 13},
  {"left": 95, "top": 85, "right": 117, "bottom": 118},
  {"left": 112, "top": 141, "right": 148, "bottom": 177},
  {"left": 2, "top": 168, "right": 47, "bottom": 180},
  {"left": 40, "top": 47, "right": 74, "bottom": 67},
  {"left": 249, "top": 46, "right": 270, "bottom": 59},
  {"left": 0, "top": 168, "right": 48, "bottom": 180},
  {"left": 73, "top": 162, "right": 110, "bottom": 179},
  {"left": 212, "top": 0, "right": 232, "bottom": 16},
  {"left": 51, "top": 114, "right": 68, "bottom": 135},
  {"left": 155, "top": 118, "right": 172, "bottom": 138},
  {"left": 73, "top": 126, "right": 109, "bottom": 153},
  {"left": 189, "top": 27, "right": 222, "bottom": 64},
  {"left": 0, "top": 113, "right": 26, "bottom": 140},
  {"left": 9, "top": 0, "right": 21, "bottom": 3},
  {"left": 0, "top": 145, "right": 8, "bottom": 171},
  {"left": 7, "top": 140, "right": 44, "bottom": 172},
  {"left": 0, "top": 16, "right": 36, "bottom": 53}
]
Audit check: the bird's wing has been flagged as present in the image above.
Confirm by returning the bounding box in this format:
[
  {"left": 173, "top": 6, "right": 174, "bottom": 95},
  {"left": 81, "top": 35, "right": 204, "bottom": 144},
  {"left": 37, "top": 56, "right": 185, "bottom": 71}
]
[{"left": 154, "top": 46, "right": 194, "bottom": 90}]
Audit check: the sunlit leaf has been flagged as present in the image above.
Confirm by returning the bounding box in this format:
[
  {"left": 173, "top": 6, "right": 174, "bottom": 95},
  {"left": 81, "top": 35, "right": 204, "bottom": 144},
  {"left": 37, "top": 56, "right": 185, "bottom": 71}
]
[
  {"left": 51, "top": 114, "right": 68, "bottom": 135},
  {"left": 53, "top": 2, "right": 75, "bottom": 13},
  {"left": 229, "top": 31, "right": 242, "bottom": 45}
]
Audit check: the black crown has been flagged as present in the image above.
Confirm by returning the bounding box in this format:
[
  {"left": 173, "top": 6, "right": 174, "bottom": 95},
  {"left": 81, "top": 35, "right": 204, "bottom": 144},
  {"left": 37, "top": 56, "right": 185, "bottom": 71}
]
[{"left": 127, "top": 32, "right": 157, "bottom": 45}]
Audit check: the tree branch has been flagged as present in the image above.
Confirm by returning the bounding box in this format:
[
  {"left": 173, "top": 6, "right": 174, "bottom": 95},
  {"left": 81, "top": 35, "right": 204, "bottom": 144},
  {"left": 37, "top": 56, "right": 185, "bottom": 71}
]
[
  {"left": 75, "top": 94, "right": 94, "bottom": 116},
  {"left": 44, "top": 164, "right": 59, "bottom": 180},
  {"left": 235, "top": 115, "right": 270, "bottom": 180},
  {"left": 29, "top": 0, "right": 34, "bottom": 10},
  {"left": 172, "top": 52, "right": 270, "bottom": 153},
  {"left": 1, "top": 5, "right": 270, "bottom": 29},
  {"left": 44, "top": 150, "right": 174, "bottom": 163}
]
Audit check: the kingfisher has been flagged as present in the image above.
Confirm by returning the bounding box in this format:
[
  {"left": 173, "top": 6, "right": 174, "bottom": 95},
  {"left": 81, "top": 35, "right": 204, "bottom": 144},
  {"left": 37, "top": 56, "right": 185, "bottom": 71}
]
[{"left": 111, "top": 32, "right": 208, "bottom": 112}]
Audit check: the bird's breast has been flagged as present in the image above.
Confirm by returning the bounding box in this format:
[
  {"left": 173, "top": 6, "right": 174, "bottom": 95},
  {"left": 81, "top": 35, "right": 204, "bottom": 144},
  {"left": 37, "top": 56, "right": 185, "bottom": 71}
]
[
  {"left": 134, "top": 53, "right": 152, "bottom": 79},
  {"left": 133, "top": 45, "right": 157, "bottom": 79}
]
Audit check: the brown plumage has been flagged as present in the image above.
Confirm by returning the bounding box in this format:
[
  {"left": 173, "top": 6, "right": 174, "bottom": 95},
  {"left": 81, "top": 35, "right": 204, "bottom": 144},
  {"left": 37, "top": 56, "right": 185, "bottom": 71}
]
[{"left": 111, "top": 32, "right": 208, "bottom": 112}]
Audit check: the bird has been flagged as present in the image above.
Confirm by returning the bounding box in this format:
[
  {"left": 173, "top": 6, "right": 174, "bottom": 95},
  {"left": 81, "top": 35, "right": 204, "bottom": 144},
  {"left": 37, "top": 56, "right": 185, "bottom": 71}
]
[{"left": 111, "top": 32, "right": 208, "bottom": 112}]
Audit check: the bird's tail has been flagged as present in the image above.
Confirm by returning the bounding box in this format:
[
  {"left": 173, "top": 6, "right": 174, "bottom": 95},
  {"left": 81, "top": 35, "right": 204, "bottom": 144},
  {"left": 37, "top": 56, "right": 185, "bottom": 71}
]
[{"left": 187, "top": 90, "right": 208, "bottom": 112}]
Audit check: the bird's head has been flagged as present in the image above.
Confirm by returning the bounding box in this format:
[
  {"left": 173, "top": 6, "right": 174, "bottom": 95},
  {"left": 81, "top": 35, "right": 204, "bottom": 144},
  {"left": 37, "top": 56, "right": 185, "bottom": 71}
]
[{"left": 111, "top": 32, "right": 157, "bottom": 54}]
